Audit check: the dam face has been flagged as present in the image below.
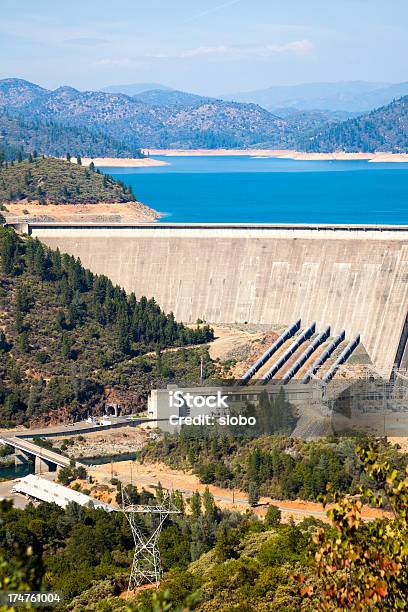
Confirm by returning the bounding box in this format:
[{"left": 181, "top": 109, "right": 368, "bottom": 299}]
[{"left": 28, "top": 223, "right": 408, "bottom": 378}]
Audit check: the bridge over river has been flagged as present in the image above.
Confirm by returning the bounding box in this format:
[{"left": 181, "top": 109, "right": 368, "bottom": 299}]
[
  {"left": 0, "top": 435, "right": 87, "bottom": 474},
  {"left": 0, "top": 415, "right": 151, "bottom": 474}
]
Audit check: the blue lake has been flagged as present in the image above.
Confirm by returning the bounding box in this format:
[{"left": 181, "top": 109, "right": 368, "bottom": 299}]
[{"left": 105, "top": 156, "right": 408, "bottom": 224}]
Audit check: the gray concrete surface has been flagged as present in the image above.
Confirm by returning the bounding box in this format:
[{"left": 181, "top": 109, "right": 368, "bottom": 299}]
[
  {"left": 0, "top": 436, "right": 86, "bottom": 469},
  {"left": 3, "top": 416, "right": 149, "bottom": 439},
  {"left": 25, "top": 223, "right": 408, "bottom": 378}
]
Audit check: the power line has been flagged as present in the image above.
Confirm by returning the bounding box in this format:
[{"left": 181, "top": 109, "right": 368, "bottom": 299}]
[{"left": 121, "top": 486, "right": 180, "bottom": 592}]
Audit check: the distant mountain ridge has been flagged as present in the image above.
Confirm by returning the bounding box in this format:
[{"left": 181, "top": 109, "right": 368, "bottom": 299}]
[
  {"left": 133, "top": 88, "right": 214, "bottom": 108},
  {"left": 0, "top": 78, "right": 48, "bottom": 107},
  {"left": 101, "top": 82, "right": 172, "bottom": 95},
  {"left": 222, "top": 80, "right": 408, "bottom": 113},
  {"left": 1, "top": 78, "right": 408, "bottom": 154},
  {"left": 0, "top": 78, "right": 288, "bottom": 149}
]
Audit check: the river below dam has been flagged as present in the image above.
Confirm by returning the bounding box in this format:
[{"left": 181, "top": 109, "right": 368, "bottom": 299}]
[{"left": 104, "top": 156, "right": 408, "bottom": 225}]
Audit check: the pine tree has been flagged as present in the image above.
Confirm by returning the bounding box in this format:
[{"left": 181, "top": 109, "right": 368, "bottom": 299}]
[
  {"left": 190, "top": 491, "right": 202, "bottom": 518},
  {"left": 170, "top": 489, "right": 184, "bottom": 513},
  {"left": 156, "top": 481, "right": 164, "bottom": 504},
  {"left": 265, "top": 504, "right": 281, "bottom": 527},
  {"left": 117, "top": 317, "right": 130, "bottom": 354},
  {"left": 50, "top": 248, "right": 62, "bottom": 277},
  {"left": 0, "top": 330, "right": 8, "bottom": 351},
  {"left": 61, "top": 333, "right": 72, "bottom": 359},
  {"left": 202, "top": 487, "right": 216, "bottom": 522},
  {"left": 248, "top": 481, "right": 260, "bottom": 506},
  {"left": 1, "top": 231, "right": 17, "bottom": 275},
  {"left": 15, "top": 286, "right": 31, "bottom": 313},
  {"left": 247, "top": 448, "right": 262, "bottom": 483},
  {"left": 56, "top": 310, "right": 66, "bottom": 330},
  {"left": 34, "top": 243, "right": 46, "bottom": 279},
  {"left": 15, "top": 310, "right": 24, "bottom": 334},
  {"left": 18, "top": 331, "right": 30, "bottom": 353}
]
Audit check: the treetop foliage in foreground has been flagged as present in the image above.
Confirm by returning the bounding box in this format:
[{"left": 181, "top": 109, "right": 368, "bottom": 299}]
[
  {"left": 0, "top": 442, "right": 406, "bottom": 610},
  {"left": 0, "top": 485, "right": 319, "bottom": 611},
  {"left": 301, "top": 442, "right": 408, "bottom": 610}
]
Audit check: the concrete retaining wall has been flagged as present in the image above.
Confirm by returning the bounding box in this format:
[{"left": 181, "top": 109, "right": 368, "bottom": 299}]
[{"left": 30, "top": 224, "right": 408, "bottom": 378}]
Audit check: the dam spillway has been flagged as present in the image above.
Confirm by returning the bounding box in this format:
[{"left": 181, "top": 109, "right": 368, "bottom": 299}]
[{"left": 23, "top": 222, "right": 408, "bottom": 378}]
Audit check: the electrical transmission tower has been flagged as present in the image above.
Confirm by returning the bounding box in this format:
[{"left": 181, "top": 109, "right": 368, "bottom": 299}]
[{"left": 121, "top": 486, "right": 181, "bottom": 592}]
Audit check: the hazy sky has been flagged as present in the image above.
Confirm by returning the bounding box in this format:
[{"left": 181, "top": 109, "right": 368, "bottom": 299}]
[{"left": 1, "top": 0, "right": 407, "bottom": 94}]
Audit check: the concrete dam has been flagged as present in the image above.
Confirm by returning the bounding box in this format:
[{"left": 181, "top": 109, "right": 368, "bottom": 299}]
[{"left": 24, "top": 222, "right": 408, "bottom": 378}]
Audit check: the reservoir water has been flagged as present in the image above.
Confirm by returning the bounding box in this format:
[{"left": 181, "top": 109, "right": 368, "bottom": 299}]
[
  {"left": 0, "top": 461, "right": 34, "bottom": 482},
  {"left": 105, "top": 156, "right": 408, "bottom": 225},
  {"left": 81, "top": 452, "right": 139, "bottom": 465}
]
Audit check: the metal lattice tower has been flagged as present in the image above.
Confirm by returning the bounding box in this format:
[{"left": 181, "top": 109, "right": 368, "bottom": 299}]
[{"left": 121, "top": 487, "right": 180, "bottom": 592}]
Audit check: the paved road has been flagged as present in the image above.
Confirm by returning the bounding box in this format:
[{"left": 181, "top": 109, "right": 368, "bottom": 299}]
[
  {"left": 90, "top": 463, "right": 329, "bottom": 519},
  {"left": 0, "top": 436, "right": 86, "bottom": 468},
  {"left": 0, "top": 416, "right": 149, "bottom": 439}
]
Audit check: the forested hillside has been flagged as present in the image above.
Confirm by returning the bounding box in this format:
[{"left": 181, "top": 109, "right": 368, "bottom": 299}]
[
  {"left": 0, "top": 139, "right": 20, "bottom": 165},
  {"left": 0, "top": 79, "right": 288, "bottom": 149},
  {"left": 2, "top": 78, "right": 408, "bottom": 152},
  {"left": 1, "top": 442, "right": 406, "bottom": 609},
  {"left": 141, "top": 426, "right": 407, "bottom": 503},
  {"left": 0, "top": 156, "right": 136, "bottom": 204},
  {"left": 0, "top": 225, "right": 214, "bottom": 426},
  {"left": 0, "top": 110, "right": 144, "bottom": 159},
  {"left": 0, "top": 479, "right": 319, "bottom": 609},
  {"left": 25, "top": 92, "right": 286, "bottom": 149},
  {"left": 302, "top": 96, "right": 408, "bottom": 152}
]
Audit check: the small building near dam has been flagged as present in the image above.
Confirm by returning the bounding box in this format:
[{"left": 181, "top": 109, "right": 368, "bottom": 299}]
[
  {"left": 12, "top": 474, "right": 116, "bottom": 511},
  {"left": 147, "top": 383, "right": 323, "bottom": 433}
]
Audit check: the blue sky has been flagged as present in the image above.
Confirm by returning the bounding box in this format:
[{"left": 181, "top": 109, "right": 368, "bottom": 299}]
[{"left": 1, "top": 0, "right": 407, "bottom": 93}]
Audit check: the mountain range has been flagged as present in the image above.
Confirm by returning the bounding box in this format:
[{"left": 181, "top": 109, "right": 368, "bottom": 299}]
[
  {"left": 101, "top": 82, "right": 172, "bottom": 96},
  {"left": 301, "top": 95, "right": 408, "bottom": 153},
  {"left": 133, "top": 88, "right": 214, "bottom": 108},
  {"left": 104, "top": 80, "right": 408, "bottom": 113},
  {"left": 0, "top": 78, "right": 407, "bottom": 155},
  {"left": 221, "top": 80, "right": 408, "bottom": 113},
  {"left": 0, "top": 79, "right": 288, "bottom": 150}
]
